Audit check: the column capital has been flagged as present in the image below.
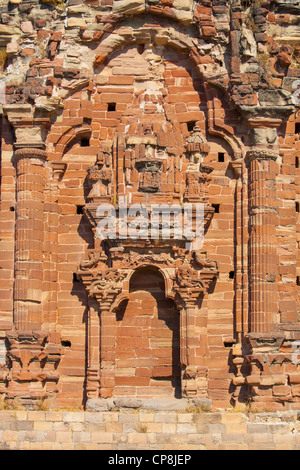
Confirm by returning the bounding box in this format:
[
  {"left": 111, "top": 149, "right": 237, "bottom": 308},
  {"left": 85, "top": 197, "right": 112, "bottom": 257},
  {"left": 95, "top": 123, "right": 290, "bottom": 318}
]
[
  {"left": 14, "top": 147, "right": 48, "bottom": 161},
  {"left": 246, "top": 148, "right": 278, "bottom": 162},
  {"left": 3, "top": 104, "right": 50, "bottom": 151}
]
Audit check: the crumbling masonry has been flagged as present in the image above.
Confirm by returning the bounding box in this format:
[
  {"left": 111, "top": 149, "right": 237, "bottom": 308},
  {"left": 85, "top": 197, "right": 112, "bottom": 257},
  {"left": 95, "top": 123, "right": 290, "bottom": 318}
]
[{"left": 0, "top": 0, "right": 300, "bottom": 411}]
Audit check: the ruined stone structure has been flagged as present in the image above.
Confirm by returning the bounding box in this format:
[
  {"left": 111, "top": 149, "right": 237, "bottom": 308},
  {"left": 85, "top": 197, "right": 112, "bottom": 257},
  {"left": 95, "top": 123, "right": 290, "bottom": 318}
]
[{"left": 0, "top": 0, "right": 300, "bottom": 411}]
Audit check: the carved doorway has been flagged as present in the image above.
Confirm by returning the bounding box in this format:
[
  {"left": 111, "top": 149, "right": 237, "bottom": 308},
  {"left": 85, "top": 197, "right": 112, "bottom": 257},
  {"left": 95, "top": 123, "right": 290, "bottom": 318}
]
[{"left": 114, "top": 267, "right": 181, "bottom": 399}]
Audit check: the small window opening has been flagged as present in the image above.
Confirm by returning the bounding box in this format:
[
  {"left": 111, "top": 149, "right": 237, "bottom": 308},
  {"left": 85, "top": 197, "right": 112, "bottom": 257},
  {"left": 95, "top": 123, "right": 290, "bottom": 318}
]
[
  {"left": 297, "top": 276, "right": 300, "bottom": 286},
  {"left": 296, "top": 157, "right": 300, "bottom": 169},
  {"left": 218, "top": 152, "right": 225, "bottom": 162},
  {"left": 108, "top": 103, "right": 116, "bottom": 112},
  {"left": 61, "top": 340, "right": 71, "bottom": 348},
  {"left": 296, "top": 202, "right": 300, "bottom": 213},
  {"left": 295, "top": 123, "right": 300, "bottom": 134},
  {"left": 9, "top": 206, "right": 15, "bottom": 212},
  {"left": 76, "top": 205, "right": 84, "bottom": 215},
  {"left": 212, "top": 204, "right": 220, "bottom": 214},
  {"left": 229, "top": 271, "right": 235, "bottom": 279},
  {"left": 80, "top": 138, "right": 90, "bottom": 147},
  {"left": 187, "top": 121, "right": 197, "bottom": 132}
]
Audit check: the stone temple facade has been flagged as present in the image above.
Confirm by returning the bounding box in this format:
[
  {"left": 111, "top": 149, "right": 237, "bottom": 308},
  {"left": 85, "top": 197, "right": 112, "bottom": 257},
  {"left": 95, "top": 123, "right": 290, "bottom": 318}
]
[{"left": 0, "top": 0, "right": 300, "bottom": 411}]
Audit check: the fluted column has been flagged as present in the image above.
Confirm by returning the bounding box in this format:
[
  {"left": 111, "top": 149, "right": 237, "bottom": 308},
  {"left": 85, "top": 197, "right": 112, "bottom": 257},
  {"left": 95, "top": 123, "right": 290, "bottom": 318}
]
[
  {"left": 247, "top": 145, "right": 279, "bottom": 334},
  {"left": 13, "top": 147, "right": 48, "bottom": 332}
]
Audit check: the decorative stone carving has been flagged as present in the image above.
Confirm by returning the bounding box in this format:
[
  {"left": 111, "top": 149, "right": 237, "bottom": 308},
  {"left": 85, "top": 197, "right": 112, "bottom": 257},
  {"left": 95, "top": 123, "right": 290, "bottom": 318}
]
[
  {"left": 129, "top": 124, "right": 166, "bottom": 193},
  {"left": 268, "top": 43, "right": 293, "bottom": 78},
  {"left": 184, "top": 127, "right": 213, "bottom": 203},
  {"left": 182, "top": 366, "right": 208, "bottom": 398},
  {"left": 91, "top": 269, "right": 127, "bottom": 295},
  {"left": 87, "top": 146, "right": 112, "bottom": 201},
  {"left": 79, "top": 249, "right": 108, "bottom": 271},
  {"left": 138, "top": 166, "right": 161, "bottom": 192},
  {"left": 185, "top": 125, "right": 210, "bottom": 171},
  {"left": 184, "top": 164, "right": 213, "bottom": 203},
  {"left": 5, "top": 331, "right": 62, "bottom": 403},
  {"left": 194, "top": 250, "right": 218, "bottom": 270}
]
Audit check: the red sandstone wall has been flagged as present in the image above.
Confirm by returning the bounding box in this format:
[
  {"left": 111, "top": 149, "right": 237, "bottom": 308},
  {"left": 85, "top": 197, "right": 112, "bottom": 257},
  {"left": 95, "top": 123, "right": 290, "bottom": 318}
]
[
  {"left": 0, "top": 0, "right": 299, "bottom": 410},
  {"left": 47, "top": 46, "right": 236, "bottom": 407}
]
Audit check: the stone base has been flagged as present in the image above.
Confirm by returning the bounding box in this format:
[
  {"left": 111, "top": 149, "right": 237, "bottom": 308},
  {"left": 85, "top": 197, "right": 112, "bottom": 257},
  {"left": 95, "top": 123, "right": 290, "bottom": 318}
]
[{"left": 86, "top": 397, "right": 212, "bottom": 413}]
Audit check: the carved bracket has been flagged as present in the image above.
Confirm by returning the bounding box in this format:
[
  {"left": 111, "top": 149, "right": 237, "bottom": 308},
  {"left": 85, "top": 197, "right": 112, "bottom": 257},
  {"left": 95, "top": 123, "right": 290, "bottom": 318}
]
[{"left": 5, "top": 331, "right": 62, "bottom": 401}]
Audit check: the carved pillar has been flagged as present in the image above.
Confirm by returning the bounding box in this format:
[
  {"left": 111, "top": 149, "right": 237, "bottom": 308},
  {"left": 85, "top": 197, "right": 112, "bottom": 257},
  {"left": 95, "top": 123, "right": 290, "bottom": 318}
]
[
  {"left": 45, "top": 162, "right": 67, "bottom": 331},
  {"left": 230, "top": 160, "right": 247, "bottom": 343},
  {"left": 85, "top": 297, "right": 100, "bottom": 399},
  {"left": 79, "top": 269, "right": 126, "bottom": 399},
  {"left": 174, "top": 264, "right": 218, "bottom": 399},
  {"left": 245, "top": 117, "right": 286, "bottom": 338},
  {"left": 180, "top": 299, "right": 208, "bottom": 399},
  {"left": 3, "top": 105, "right": 62, "bottom": 405},
  {"left": 247, "top": 146, "right": 279, "bottom": 334},
  {"left": 5, "top": 149, "right": 63, "bottom": 405},
  {"left": 13, "top": 147, "right": 48, "bottom": 332},
  {"left": 243, "top": 122, "right": 286, "bottom": 410},
  {"left": 97, "top": 299, "right": 116, "bottom": 399}
]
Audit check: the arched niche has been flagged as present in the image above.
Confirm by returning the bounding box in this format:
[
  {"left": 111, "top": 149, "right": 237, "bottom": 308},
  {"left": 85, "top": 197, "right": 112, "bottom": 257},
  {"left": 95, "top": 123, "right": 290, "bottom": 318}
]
[
  {"left": 46, "top": 13, "right": 244, "bottom": 167},
  {"left": 114, "top": 266, "right": 181, "bottom": 398}
]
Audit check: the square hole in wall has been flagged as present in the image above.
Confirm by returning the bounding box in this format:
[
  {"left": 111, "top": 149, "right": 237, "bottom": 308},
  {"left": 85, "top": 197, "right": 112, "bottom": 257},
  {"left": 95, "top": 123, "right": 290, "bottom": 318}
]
[
  {"left": 108, "top": 103, "right": 116, "bottom": 112},
  {"left": 218, "top": 152, "right": 225, "bottom": 162},
  {"left": 80, "top": 138, "right": 90, "bottom": 147}
]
